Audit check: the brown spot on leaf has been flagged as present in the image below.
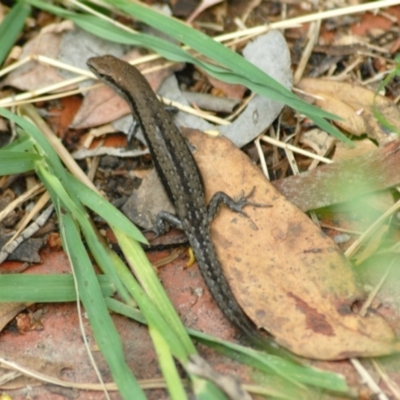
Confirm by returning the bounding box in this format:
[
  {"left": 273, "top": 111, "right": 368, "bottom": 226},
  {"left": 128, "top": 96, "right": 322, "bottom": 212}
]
[{"left": 288, "top": 292, "right": 335, "bottom": 336}]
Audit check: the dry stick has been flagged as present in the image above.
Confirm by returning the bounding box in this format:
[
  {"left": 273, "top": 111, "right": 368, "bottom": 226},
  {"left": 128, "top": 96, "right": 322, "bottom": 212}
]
[
  {"left": 72, "top": 145, "right": 149, "bottom": 160},
  {"left": 5, "top": 191, "right": 51, "bottom": 246},
  {"left": 359, "top": 261, "right": 394, "bottom": 317},
  {"left": 216, "top": 0, "right": 400, "bottom": 43},
  {"left": 319, "top": 223, "right": 362, "bottom": 235},
  {"left": 293, "top": 20, "right": 321, "bottom": 84},
  {"left": 261, "top": 135, "right": 333, "bottom": 164},
  {"left": 0, "top": 204, "right": 54, "bottom": 264},
  {"left": 327, "top": 56, "right": 364, "bottom": 81},
  {"left": 0, "top": 356, "right": 170, "bottom": 390},
  {"left": 372, "top": 360, "right": 400, "bottom": 400},
  {"left": 350, "top": 359, "right": 390, "bottom": 400},
  {"left": 345, "top": 198, "right": 400, "bottom": 258},
  {"left": 254, "top": 133, "right": 269, "bottom": 180},
  {"left": 0, "top": 369, "right": 21, "bottom": 386},
  {"left": 0, "top": 356, "right": 115, "bottom": 391},
  {"left": 0, "top": 183, "right": 44, "bottom": 223}
]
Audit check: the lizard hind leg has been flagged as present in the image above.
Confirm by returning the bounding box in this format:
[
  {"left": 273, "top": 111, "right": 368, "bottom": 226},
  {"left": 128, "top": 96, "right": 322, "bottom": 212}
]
[{"left": 154, "top": 211, "right": 183, "bottom": 236}]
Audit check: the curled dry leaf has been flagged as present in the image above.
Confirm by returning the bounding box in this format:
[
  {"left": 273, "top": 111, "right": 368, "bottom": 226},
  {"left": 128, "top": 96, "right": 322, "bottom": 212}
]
[
  {"left": 184, "top": 128, "right": 399, "bottom": 360},
  {"left": 297, "top": 78, "right": 400, "bottom": 143}
]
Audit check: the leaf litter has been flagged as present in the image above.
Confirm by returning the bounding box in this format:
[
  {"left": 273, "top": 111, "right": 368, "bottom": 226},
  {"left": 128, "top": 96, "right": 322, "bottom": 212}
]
[{"left": 2, "top": 1, "right": 400, "bottom": 398}]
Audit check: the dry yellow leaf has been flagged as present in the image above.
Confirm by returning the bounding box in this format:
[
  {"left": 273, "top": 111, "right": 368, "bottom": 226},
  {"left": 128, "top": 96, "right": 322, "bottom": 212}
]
[
  {"left": 297, "top": 78, "right": 400, "bottom": 142},
  {"left": 185, "top": 129, "right": 399, "bottom": 360}
]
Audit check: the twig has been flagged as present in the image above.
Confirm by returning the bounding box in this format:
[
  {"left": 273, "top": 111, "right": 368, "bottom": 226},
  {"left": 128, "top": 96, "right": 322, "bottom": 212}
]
[
  {"left": 345, "top": 198, "right": 400, "bottom": 258},
  {"left": 0, "top": 204, "right": 54, "bottom": 265},
  {"left": 0, "top": 183, "right": 44, "bottom": 223},
  {"left": 261, "top": 135, "right": 333, "bottom": 164},
  {"left": 350, "top": 358, "right": 389, "bottom": 400},
  {"left": 372, "top": 359, "right": 400, "bottom": 400},
  {"left": 359, "top": 261, "right": 394, "bottom": 317}
]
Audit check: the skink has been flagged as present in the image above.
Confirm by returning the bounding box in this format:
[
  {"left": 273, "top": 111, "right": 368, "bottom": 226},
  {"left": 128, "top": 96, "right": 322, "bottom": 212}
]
[{"left": 87, "top": 55, "right": 267, "bottom": 346}]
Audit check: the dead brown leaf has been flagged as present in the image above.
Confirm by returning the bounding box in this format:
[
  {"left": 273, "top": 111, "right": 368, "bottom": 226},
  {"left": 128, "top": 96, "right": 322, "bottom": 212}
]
[
  {"left": 3, "top": 21, "right": 73, "bottom": 91},
  {"left": 206, "top": 74, "right": 247, "bottom": 99},
  {"left": 297, "top": 78, "right": 400, "bottom": 142},
  {"left": 185, "top": 128, "right": 399, "bottom": 360}
]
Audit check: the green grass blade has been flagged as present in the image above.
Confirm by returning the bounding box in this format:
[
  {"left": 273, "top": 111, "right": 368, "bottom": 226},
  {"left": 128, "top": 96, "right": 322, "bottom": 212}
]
[
  {"left": 372, "top": 57, "right": 400, "bottom": 135},
  {"left": 192, "top": 332, "right": 349, "bottom": 394},
  {"left": 0, "top": 107, "right": 143, "bottom": 302},
  {"left": 25, "top": 0, "right": 350, "bottom": 144},
  {"left": 104, "top": 0, "right": 351, "bottom": 144},
  {"left": 113, "top": 229, "right": 229, "bottom": 399},
  {"left": 107, "top": 297, "right": 348, "bottom": 398},
  {"left": 0, "top": 108, "right": 69, "bottom": 182},
  {"left": 78, "top": 217, "right": 134, "bottom": 304},
  {"left": 0, "top": 1, "right": 31, "bottom": 66},
  {"left": 149, "top": 326, "right": 188, "bottom": 400},
  {"left": 114, "top": 229, "right": 196, "bottom": 354},
  {"left": 0, "top": 151, "right": 39, "bottom": 175},
  {"left": 65, "top": 173, "right": 147, "bottom": 244},
  {"left": 36, "top": 164, "right": 133, "bottom": 304},
  {"left": 0, "top": 274, "right": 114, "bottom": 302},
  {"left": 1, "top": 131, "right": 33, "bottom": 152},
  {"left": 35, "top": 163, "right": 84, "bottom": 216},
  {"left": 1, "top": 107, "right": 198, "bottom": 396},
  {"left": 112, "top": 228, "right": 194, "bottom": 359},
  {"left": 58, "top": 208, "right": 147, "bottom": 400}
]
